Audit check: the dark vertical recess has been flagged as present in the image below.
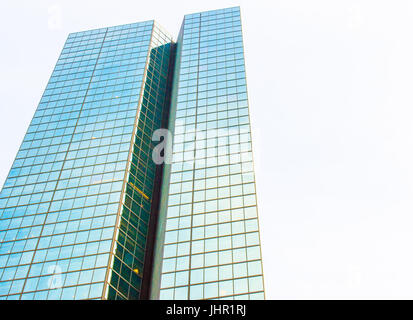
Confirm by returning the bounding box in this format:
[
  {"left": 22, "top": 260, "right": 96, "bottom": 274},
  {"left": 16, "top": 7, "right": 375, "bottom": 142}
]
[{"left": 140, "top": 42, "right": 177, "bottom": 299}]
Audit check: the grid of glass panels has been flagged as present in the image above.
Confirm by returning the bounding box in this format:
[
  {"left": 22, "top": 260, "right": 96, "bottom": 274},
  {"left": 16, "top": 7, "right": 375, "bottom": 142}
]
[
  {"left": 0, "top": 20, "right": 158, "bottom": 300},
  {"left": 105, "top": 22, "right": 173, "bottom": 300},
  {"left": 156, "top": 7, "right": 265, "bottom": 300}
]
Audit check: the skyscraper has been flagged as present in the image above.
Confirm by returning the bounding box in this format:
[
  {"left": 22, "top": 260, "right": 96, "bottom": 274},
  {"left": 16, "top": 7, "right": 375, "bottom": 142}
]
[{"left": 0, "top": 6, "right": 264, "bottom": 300}]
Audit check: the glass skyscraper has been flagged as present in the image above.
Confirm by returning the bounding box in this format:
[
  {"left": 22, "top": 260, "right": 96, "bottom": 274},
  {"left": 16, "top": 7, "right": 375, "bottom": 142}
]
[{"left": 0, "top": 7, "right": 264, "bottom": 300}]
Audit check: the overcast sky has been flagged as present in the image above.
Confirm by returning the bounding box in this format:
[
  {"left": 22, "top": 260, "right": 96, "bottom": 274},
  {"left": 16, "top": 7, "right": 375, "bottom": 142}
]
[{"left": 2, "top": 0, "right": 413, "bottom": 299}]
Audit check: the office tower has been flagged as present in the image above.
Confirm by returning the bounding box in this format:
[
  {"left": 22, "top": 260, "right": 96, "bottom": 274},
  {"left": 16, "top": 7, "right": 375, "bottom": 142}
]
[
  {"left": 151, "top": 7, "right": 265, "bottom": 300},
  {"left": 0, "top": 20, "right": 174, "bottom": 300},
  {"left": 0, "top": 7, "right": 264, "bottom": 300}
]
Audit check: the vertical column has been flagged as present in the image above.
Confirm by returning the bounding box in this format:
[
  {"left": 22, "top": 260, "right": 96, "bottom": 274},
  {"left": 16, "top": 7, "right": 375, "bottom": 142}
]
[{"left": 156, "top": 7, "right": 265, "bottom": 300}]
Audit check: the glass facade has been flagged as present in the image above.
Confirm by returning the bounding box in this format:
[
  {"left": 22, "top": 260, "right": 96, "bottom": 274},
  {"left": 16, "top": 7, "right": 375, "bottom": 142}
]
[
  {"left": 151, "top": 7, "right": 265, "bottom": 300},
  {"left": 106, "top": 23, "right": 174, "bottom": 300},
  {"left": 0, "top": 20, "right": 173, "bottom": 300},
  {"left": 0, "top": 7, "right": 264, "bottom": 300}
]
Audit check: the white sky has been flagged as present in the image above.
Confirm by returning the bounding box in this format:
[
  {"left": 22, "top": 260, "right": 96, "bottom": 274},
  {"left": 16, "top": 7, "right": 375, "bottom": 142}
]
[{"left": 1, "top": 0, "right": 413, "bottom": 299}]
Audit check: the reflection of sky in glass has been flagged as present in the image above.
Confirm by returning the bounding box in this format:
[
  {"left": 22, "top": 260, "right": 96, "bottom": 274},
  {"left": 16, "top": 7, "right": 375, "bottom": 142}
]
[
  {"left": 0, "top": 20, "right": 173, "bottom": 300},
  {"left": 154, "top": 7, "right": 265, "bottom": 300},
  {"left": 0, "top": 6, "right": 265, "bottom": 300}
]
